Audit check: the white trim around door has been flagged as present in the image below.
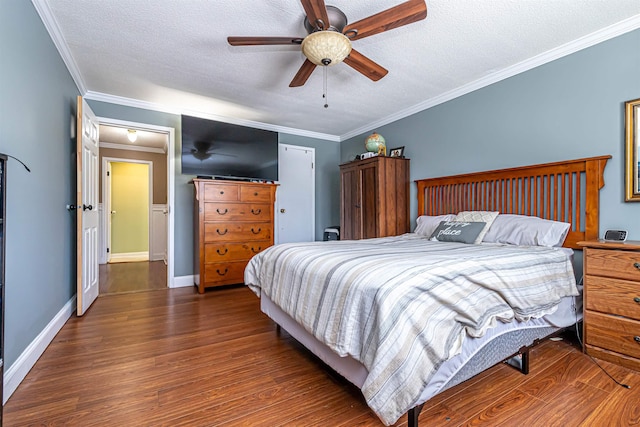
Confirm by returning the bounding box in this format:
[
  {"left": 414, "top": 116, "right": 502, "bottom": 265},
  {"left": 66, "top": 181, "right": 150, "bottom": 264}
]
[{"left": 101, "top": 157, "right": 153, "bottom": 264}]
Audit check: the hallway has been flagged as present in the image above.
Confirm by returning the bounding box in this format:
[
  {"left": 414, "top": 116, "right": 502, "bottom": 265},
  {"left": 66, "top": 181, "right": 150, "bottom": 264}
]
[{"left": 99, "top": 261, "right": 167, "bottom": 294}]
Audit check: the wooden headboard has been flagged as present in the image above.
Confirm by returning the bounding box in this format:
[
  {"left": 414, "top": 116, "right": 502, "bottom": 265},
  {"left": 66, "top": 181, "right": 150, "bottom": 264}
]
[{"left": 415, "top": 156, "right": 611, "bottom": 249}]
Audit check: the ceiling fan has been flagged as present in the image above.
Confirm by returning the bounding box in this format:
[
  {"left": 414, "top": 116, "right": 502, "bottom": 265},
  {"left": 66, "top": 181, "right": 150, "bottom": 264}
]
[{"left": 227, "top": 0, "right": 427, "bottom": 88}]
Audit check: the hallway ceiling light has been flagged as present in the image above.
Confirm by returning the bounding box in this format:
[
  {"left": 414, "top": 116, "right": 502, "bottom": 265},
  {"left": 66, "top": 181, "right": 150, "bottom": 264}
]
[{"left": 127, "top": 129, "right": 138, "bottom": 143}]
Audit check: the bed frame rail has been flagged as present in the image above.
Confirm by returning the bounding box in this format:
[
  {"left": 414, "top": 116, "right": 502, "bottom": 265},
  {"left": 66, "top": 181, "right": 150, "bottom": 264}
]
[{"left": 415, "top": 156, "right": 610, "bottom": 249}]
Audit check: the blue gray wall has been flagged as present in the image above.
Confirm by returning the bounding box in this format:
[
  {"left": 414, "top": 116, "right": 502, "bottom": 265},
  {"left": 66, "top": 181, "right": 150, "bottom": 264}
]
[
  {"left": 342, "top": 29, "right": 640, "bottom": 239},
  {"left": 0, "top": 1, "right": 80, "bottom": 368}
]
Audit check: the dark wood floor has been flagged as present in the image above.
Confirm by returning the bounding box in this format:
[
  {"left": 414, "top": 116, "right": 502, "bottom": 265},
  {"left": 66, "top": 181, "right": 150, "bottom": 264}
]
[
  {"left": 4, "top": 286, "right": 640, "bottom": 426},
  {"left": 99, "top": 260, "right": 167, "bottom": 294}
]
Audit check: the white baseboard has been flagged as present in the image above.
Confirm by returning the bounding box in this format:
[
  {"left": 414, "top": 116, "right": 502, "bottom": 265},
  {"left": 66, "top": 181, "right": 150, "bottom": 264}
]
[
  {"left": 109, "top": 251, "right": 149, "bottom": 263},
  {"left": 3, "top": 295, "right": 76, "bottom": 404},
  {"left": 150, "top": 251, "right": 165, "bottom": 261},
  {"left": 171, "top": 275, "right": 194, "bottom": 288}
]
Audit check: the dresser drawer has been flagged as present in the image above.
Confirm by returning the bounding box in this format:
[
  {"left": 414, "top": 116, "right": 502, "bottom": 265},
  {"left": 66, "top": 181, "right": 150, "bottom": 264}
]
[
  {"left": 584, "top": 248, "right": 640, "bottom": 282},
  {"left": 204, "top": 202, "right": 271, "bottom": 222},
  {"left": 585, "top": 310, "right": 640, "bottom": 360},
  {"left": 204, "top": 223, "right": 272, "bottom": 242},
  {"left": 203, "top": 183, "right": 239, "bottom": 201},
  {"left": 205, "top": 241, "right": 270, "bottom": 261},
  {"left": 585, "top": 275, "right": 640, "bottom": 321},
  {"left": 240, "top": 185, "right": 273, "bottom": 202},
  {"left": 203, "top": 261, "right": 247, "bottom": 286}
]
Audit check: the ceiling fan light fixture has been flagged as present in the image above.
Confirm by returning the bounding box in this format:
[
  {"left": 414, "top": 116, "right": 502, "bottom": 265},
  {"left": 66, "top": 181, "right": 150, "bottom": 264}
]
[{"left": 301, "top": 31, "right": 352, "bottom": 66}]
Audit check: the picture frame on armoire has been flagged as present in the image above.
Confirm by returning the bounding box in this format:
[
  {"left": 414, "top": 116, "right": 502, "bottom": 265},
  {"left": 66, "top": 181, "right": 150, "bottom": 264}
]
[
  {"left": 389, "top": 146, "right": 405, "bottom": 158},
  {"left": 625, "top": 98, "right": 640, "bottom": 202}
]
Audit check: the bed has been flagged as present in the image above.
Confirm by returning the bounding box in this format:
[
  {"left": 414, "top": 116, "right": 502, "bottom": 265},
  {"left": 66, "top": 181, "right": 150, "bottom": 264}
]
[{"left": 244, "top": 155, "right": 611, "bottom": 426}]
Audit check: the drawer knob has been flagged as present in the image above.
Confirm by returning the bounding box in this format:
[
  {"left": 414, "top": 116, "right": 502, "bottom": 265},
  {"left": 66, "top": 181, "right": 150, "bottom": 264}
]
[
  {"left": 216, "top": 268, "right": 228, "bottom": 276},
  {"left": 254, "top": 192, "right": 258, "bottom": 196},
  {"left": 216, "top": 228, "right": 228, "bottom": 235},
  {"left": 220, "top": 191, "right": 224, "bottom": 195},
  {"left": 216, "top": 208, "right": 228, "bottom": 215},
  {"left": 216, "top": 248, "right": 228, "bottom": 256},
  {"left": 251, "top": 228, "right": 261, "bottom": 234},
  {"left": 251, "top": 246, "right": 262, "bottom": 253},
  {"left": 251, "top": 208, "right": 261, "bottom": 215},
  {"left": 635, "top": 297, "right": 640, "bottom": 304},
  {"left": 634, "top": 262, "right": 640, "bottom": 270},
  {"left": 635, "top": 336, "right": 640, "bottom": 343}
]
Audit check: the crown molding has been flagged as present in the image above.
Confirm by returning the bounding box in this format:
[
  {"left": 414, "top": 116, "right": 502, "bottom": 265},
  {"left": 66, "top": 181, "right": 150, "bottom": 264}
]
[
  {"left": 84, "top": 91, "right": 341, "bottom": 142},
  {"left": 340, "top": 14, "right": 640, "bottom": 141},
  {"left": 31, "top": 0, "right": 87, "bottom": 94}
]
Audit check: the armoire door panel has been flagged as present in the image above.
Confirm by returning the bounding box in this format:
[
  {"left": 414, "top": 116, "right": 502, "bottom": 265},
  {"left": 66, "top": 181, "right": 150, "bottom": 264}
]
[
  {"left": 360, "top": 165, "right": 379, "bottom": 239},
  {"left": 340, "top": 168, "right": 359, "bottom": 240}
]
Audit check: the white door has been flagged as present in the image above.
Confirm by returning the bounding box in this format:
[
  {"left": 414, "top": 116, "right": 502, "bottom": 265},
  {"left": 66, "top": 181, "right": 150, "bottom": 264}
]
[
  {"left": 77, "top": 96, "right": 100, "bottom": 316},
  {"left": 276, "top": 144, "right": 315, "bottom": 244}
]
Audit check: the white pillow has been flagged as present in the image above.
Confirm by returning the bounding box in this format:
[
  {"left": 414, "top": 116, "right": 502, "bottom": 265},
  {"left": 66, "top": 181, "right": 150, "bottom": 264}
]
[
  {"left": 482, "top": 214, "right": 571, "bottom": 247},
  {"left": 454, "top": 211, "right": 499, "bottom": 244},
  {"left": 415, "top": 214, "right": 456, "bottom": 237}
]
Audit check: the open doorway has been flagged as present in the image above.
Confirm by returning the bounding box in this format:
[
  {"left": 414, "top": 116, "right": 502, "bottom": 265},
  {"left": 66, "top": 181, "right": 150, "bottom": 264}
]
[
  {"left": 96, "top": 119, "right": 175, "bottom": 294},
  {"left": 105, "top": 159, "right": 152, "bottom": 263}
]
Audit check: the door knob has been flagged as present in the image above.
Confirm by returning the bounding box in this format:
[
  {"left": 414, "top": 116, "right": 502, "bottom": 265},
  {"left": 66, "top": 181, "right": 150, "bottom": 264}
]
[
  {"left": 110, "top": 210, "right": 116, "bottom": 214},
  {"left": 83, "top": 204, "right": 93, "bottom": 211},
  {"left": 280, "top": 209, "right": 286, "bottom": 213}
]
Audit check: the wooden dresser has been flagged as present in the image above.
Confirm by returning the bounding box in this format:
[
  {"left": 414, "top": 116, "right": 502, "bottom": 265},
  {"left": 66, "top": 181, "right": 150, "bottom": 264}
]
[
  {"left": 193, "top": 179, "right": 277, "bottom": 293},
  {"left": 339, "top": 156, "right": 410, "bottom": 240},
  {"left": 578, "top": 240, "right": 640, "bottom": 371}
]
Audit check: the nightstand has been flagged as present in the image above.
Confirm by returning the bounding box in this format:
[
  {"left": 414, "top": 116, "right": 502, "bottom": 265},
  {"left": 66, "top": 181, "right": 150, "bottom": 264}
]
[{"left": 578, "top": 240, "right": 640, "bottom": 371}]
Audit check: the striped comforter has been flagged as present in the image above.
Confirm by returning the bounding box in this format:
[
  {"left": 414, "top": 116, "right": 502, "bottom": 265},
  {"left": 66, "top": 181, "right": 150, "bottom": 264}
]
[{"left": 244, "top": 234, "right": 577, "bottom": 425}]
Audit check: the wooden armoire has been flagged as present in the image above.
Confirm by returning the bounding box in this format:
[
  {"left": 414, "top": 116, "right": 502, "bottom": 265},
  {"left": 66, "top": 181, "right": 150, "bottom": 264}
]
[{"left": 339, "top": 156, "right": 410, "bottom": 240}]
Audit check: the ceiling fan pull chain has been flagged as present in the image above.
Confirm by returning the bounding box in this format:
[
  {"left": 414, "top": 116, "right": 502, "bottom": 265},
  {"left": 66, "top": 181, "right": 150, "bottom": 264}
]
[{"left": 323, "top": 66, "right": 328, "bottom": 108}]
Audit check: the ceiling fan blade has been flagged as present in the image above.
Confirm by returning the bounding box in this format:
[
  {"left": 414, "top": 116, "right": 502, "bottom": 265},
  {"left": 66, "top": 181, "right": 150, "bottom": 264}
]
[
  {"left": 300, "top": 0, "right": 330, "bottom": 30},
  {"left": 343, "top": 49, "right": 388, "bottom": 82},
  {"left": 227, "top": 36, "right": 303, "bottom": 46},
  {"left": 289, "top": 59, "right": 317, "bottom": 87},
  {"left": 342, "top": 0, "right": 427, "bottom": 41}
]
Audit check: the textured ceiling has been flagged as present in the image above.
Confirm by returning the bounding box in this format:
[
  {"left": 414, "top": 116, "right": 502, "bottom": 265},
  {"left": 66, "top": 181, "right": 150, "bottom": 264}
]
[{"left": 37, "top": 0, "right": 640, "bottom": 141}]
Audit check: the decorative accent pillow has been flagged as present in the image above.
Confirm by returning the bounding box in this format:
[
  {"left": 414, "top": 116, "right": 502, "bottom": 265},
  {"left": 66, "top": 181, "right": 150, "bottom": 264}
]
[
  {"left": 415, "top": 214, "right": 456, "bottom": 237},
  {"left": 482, "top": 214, "right": 571, "bottom": 247},
  {"left": 430, "top": 221, "right": 487, "bottom": 244},
  {"left": 454, "top": 211, "right": 499, "bottom": 244}
]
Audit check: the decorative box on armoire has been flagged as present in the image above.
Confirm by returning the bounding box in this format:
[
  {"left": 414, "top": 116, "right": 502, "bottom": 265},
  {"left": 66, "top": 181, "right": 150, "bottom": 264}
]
[
  {"left": 192, "top": 179, "right": 277, "bottom": 293},
  {"left": 339, "top": 156, "right": 410, "bottom": 240}
]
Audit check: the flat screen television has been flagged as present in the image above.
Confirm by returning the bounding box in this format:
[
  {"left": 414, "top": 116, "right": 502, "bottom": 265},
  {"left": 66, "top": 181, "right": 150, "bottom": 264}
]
[{"left": 181, "top": 115, "right": 278, "bottom": 181}]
